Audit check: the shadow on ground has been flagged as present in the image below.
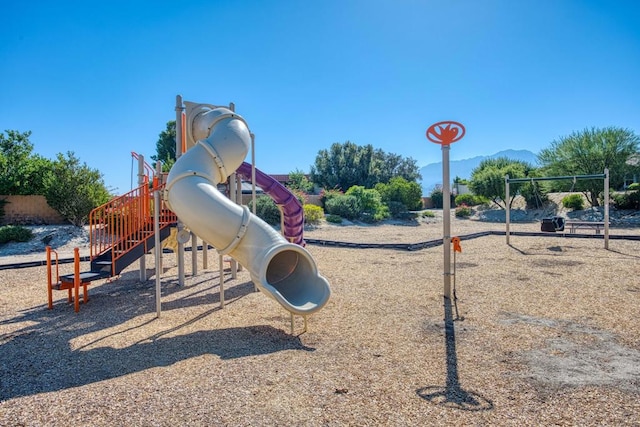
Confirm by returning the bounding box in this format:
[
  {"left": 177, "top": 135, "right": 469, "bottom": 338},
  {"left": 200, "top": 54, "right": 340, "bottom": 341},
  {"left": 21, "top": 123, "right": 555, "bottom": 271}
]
[
  {"left": 416, "top": 296, "right": 494, "bottom": 411},
  {"left": 0, "top": 273, "right": 313, "bottom": 401}
]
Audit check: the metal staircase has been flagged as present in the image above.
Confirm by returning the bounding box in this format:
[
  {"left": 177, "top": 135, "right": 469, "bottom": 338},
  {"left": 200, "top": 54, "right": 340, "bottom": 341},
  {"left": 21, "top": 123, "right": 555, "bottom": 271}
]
[{"left": 47, "top": 181, "right": 177, "bottom": 312}]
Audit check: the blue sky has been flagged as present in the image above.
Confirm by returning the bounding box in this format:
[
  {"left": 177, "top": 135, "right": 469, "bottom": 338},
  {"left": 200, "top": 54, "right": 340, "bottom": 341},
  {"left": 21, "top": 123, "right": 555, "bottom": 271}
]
[{"left": 1, "top": 0, "right": 639, "bottom": 194}]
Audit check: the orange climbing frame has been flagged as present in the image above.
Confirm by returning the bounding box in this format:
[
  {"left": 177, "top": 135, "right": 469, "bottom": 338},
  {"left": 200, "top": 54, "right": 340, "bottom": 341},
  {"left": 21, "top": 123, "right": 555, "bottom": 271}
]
[{"left": 46, "top": 247, "right": 89, "bottom": 313}]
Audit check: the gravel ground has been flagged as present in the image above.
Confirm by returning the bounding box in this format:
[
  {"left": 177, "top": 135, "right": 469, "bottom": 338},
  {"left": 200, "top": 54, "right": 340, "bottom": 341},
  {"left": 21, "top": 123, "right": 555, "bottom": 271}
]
[{"left": 1, "top": 202, "right": 639, "bottom": 426}]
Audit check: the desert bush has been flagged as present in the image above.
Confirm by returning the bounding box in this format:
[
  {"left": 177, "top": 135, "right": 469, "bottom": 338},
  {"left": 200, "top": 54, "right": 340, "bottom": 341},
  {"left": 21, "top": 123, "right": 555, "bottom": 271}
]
[
  {"left": 0, "top": 225, "right": 33, "bottom": 244},
  {"left": 303, "top": 204, "right": 324, "bottom": 224},
  {"left": 613, "top": 190, "right": 640, "bottom": 210},
  {"left": 562, "top": 194, "right": 585, "bottom": 211},
  {"left": 395, "top": 211, "right": 418, "bottom": 220},
  {"left": 429, "top": 187, "right": 456, "bottom": 209},
  {"left": 248, "top": 196, "right": 281, "bottom": 225},
  {"left": 455, "top": 205, "right": 473, "bottom": 218},
  {"left": 325, "top": 214, "right": 342, "bottom": 224},
  {"left": 325, "top": 195, "right": 360, "bottom": 220},
  {"left": 319, "top": 188, "right": 343, "bottom": 209},
  {"left": 345, "top": 185, "right": 389, "bottom": 222},
  {"left": 374, "top": 177, "right": 422, "bottom": 211},
  {"left": 454, "top": 193, "right": 481, "bottom": 207},
  {"left": 386, "top": 201, "right": 407, "bottom": 216}
]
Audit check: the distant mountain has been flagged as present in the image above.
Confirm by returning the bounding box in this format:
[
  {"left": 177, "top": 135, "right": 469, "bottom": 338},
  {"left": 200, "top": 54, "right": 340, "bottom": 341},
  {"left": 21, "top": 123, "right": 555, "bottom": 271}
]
[{"left": 419, "top": 149, "right": 538, "bottom": 195}]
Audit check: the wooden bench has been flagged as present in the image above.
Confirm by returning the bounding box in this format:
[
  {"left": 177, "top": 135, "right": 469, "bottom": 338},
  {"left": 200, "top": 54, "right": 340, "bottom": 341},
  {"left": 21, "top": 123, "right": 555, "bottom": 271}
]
[{"left": 565, "top": 220, "right": 607, "bottom": 234}]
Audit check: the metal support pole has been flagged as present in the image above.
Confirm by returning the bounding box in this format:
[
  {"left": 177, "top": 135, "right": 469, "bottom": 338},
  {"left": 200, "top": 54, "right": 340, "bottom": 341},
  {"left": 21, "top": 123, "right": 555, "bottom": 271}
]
[
  {"left": 251, "top": 133, "right": 256, "bottom": 215},
  {"left": 219, "top": 255, "right": 225, "bottom": 308},
  {"left": 277, "top": 205, "right": 285, "bottom": 237},
  {"left": 138, "top": 155, "right": 147, "bottom": 281},
  {"left": 203, "top": 240, "right": 208, "bottom": 269},
  {"left": 442, "top": 144, "right": 452, "bottom": 299},
  {"left": 251, "top": 133, "right": 257, "bottom": 292},
  {"left": 235, "top": 173, "right": 243, "bottom": 272},
  {"left": 191, "top": 233, "right": 198, "bottom": 276},
  {"left": 175, "top": 95, "right": 185, "bottom": 286},
  {"left": 604, "top": 168, "right": 609, "bottom": 250},
  {"left": 505, "top": 174, "right": 510, "bottom": 245},
  {"left": 229, "top": 173, "right": 238, "bottom": 279},
  {"left": 154, "top": 167, "right": 162, "bottom": 318}
]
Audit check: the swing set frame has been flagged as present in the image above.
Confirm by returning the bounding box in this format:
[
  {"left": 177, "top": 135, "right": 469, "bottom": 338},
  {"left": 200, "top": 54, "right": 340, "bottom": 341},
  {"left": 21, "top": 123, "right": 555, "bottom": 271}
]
[{"left": 504, "top": 169, "right": 610, "bottom": 249}]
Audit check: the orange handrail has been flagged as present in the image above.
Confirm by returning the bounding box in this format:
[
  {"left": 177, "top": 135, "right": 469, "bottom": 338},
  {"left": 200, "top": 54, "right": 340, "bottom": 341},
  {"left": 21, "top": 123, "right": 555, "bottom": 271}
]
[{"left": 89, "top": 183, "right": 177, "bottom": 275}]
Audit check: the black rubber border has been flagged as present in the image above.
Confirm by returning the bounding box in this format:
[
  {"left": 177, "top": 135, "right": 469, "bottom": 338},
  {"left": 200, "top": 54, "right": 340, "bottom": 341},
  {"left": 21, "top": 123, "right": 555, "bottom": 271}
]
[{"left": 2, "top": 231, "right": 638, "bottom": 270}]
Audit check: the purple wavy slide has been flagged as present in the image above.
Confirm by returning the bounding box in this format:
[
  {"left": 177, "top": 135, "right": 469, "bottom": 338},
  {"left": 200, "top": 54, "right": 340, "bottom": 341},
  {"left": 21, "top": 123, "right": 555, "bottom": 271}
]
[{"left": 236, "top": 162, "right": 305, "bottom": 246}]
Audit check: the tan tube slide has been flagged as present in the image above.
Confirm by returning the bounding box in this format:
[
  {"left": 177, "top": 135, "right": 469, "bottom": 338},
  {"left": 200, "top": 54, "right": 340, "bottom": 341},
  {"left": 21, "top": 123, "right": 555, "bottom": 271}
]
[{"left": 165, "top": 106, "right": 330, "bottom": 316}]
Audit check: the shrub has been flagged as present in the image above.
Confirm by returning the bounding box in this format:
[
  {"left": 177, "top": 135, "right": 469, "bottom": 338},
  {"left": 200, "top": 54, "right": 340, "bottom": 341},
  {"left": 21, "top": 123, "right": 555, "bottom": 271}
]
[
  {"left": 422, "top": 211, "right": 436, "bottom": 218},
  {"left": 303, "top": 204, "right": 324, "bottom": 224},
  {"left": 627, "top": 183, "right": 640, "bottom": 191},
  {"left": 319, "top": 188, "right": 343, "bottom": 209},
  {"left": 429, "top": 187, "right": 456, "bottom": 209},
  {"left": 325, "top": 194, "right": 360, "bottom": 220},
  {"left": 395, "top": 211, "right": 418, "bottom": 220},
  {"left": 387, "top": 201, "right": 408, "bottom": 216},
  {"left": 562, "top": 194, "right": 585, "bottom": 211},
  {"left": 613, "top": 190, "right": 640, "bottom": 210},
  {"left": 325, "top": 214, "right": 342, "bottom": 224},
  {"left": 455, "top": 205, "right": 473, "bottom": 218},
  {"left": 374, "top": 177, "right": 423, "bottom": 211},
  {"left": 248, "top": 196, "right": 281, "bottom": 225},
  {"left": 345, "top": 185, "right": 389, "bottom": 221},
  {"left": 0, "top": 225, "right": 33, "bottom": 244},
  {"left": 454, "top": 193, "right": 480, "bottom": 207}
]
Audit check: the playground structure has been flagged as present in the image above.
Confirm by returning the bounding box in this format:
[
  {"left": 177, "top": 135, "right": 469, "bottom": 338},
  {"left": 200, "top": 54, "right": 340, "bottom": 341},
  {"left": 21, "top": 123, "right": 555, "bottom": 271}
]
[
  {"left": 505, "top": 170, "right": 610, "bottom": 248},
  {"left": 165, "top": 100, "right": 330, "bottom": 317},
  {"left": 46, "top": 97, "right": 331, "bottom": 327}
]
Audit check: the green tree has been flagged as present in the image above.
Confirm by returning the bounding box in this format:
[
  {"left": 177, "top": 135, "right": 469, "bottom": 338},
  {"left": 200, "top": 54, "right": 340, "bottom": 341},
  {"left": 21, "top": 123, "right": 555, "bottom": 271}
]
[
  {"left": 538, "top": 127, "right": 640, "bottom": 206},
  {"left": 310, "top": 141, "right": 421, "bottom": 190},
  {"left": 44, "top": 152, "right": 111, "bottom": 226},
  {"left": 469, "top": 157, "right": 534, "bottom": 209},
  {"left": 151, "top": 121, "right": 176, "bottom": 172},
  {"left": 0, "top": 130, "right": 52, "bottom": 195},
  {"left": 286, "top": 169, "right": 314, "bottom": 193}
]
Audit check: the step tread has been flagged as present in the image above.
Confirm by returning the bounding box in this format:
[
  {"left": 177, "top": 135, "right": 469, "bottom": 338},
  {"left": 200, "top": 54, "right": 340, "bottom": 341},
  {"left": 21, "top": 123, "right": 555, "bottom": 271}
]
[{"left": 59, "top": 271, "right": 111, "bottom": 283}]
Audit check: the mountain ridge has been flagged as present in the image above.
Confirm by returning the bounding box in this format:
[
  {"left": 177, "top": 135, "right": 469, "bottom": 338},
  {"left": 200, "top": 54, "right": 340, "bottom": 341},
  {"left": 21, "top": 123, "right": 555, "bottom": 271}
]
[{"left": 420, "top": 149, "right": 538, "bottom": 195}]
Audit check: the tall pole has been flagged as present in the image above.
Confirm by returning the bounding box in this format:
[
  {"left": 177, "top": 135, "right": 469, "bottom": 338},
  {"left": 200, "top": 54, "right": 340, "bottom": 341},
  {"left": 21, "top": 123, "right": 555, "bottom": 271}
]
[
  {"left": 426, "top": 121, "right": 465, "bottom": 300},
  {"left": 442, "top": 144, "right": 452, "bottom": 299},
  {"left": 138, "top": 154, "right": 147, "bottom": 282},
  {"left": 154, "top": 161, "right": 162, "bottom": 318},
  {"left": 251, "top": 133, "right": 257, "bottom": 215},
  {"left": 604, "top": 168, "right": 609, "bottom": 250},
  {"left": 175, "top": 95, "right": 185, "bottom": 286},
  {"left": 505, "top": 175, "right": 510, "bottom": 245}
]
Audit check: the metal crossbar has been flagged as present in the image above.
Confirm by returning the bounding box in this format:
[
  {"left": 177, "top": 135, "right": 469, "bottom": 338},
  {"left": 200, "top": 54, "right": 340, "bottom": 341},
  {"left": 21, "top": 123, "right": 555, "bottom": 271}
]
[{"left": 506, "top": 173, "right": 606, "bottom": 184}]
